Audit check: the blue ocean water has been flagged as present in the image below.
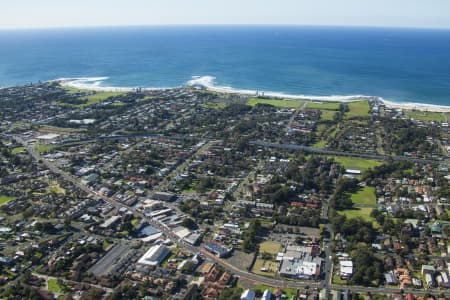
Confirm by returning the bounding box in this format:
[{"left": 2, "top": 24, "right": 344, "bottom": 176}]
[{"left": 0, "top": 26, "right": 450, "bottom": 105}]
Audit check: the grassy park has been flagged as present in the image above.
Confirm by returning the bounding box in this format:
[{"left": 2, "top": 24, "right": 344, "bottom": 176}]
[
  {"left": 339, "top": 207, "right": 375, "bottom": 223},
  {"left": 11, "top": 147, "right": 26, "bottom": 154},
  {"left": 330, "top": 156, "right": 382, "bottom": 171},
  {"left": 259, "top": 241, "right": 282, "bottom": 254},
  {"left": 305, "top": 101, "right": 340, "bottom": 110},
  {"left": 406, "top": 110, "right": 446, "bottom": 122},
  {"left": 35, "top": 143, "right": 57, "bottom": 154},
  {"left": 319, "top": 110, "right": 337, "bottom": 121},
  {"left": 346, "top": 101, "right": 370, "bottom": 117},
  {"left": 250, "top": 241, "right": 283, "bottom": 277},
  {"left": 351, "top": 186, "right": 376, "bottom": 206},
  {"left": 0, "top": 195, "right": 16, "bottom": 206},
  {"left": 47, "top": 278, "right": 63, "bottom": 293},
  {"left": 251, "top": 259, "right": 278, "bottom": 277},
  {"left": 60, "top": 86, "right": 124, "bottom": 107},
  {"left": 79, "top": 92, "right": 124, "bottom": 107}
]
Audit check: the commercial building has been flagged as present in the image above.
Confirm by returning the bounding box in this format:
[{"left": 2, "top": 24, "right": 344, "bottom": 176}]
[
  {"left": 100, "top": 215, "right": 121, "bottom": 229},
  {"left": 203, "top": 243, "right": 232, "bottom": 258},
  {"left": 137, "top": 244, "right": 170, "bottom": 266},
  {"left": 152, "top": 192, "right": 176, "bottom": 202}
]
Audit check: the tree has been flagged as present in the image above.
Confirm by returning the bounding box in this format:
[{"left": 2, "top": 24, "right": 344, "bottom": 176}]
[
  {"left": 349, "top": 246, "right": 384, "bottom": 286},
  {"left": 218, "top": 287, "right": 243, "bottom": 300},
  {"left": 241, "top": 220, "right": 261, "bottom": 253},
  {"left": 181, "top": 261, "right": 195, "bottom": 274},
  {"left": 182, "top": 218, "right": 197, "bottom": 230},
  {"left": 64, "top": 217, "right": 72, "bottom": 229}
]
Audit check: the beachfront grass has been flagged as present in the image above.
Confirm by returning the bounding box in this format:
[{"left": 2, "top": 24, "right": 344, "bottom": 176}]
[
  {"left": 247, "top": 97, "right": 303, "bottom": 108},
  {"left": 406, "top": 110, "right": 446, "bottom": 122},
  {"left": 346, "top": 101, "right": 370, "bottom": 118},
  {"left": 82, "top": 92, "right": 124, "bottom": 106},
  {"left": 330, "top": 156, "right": 383, "bottom": 171},
  {"left": 59, "top": 91, "right": 124, "bottom": 107},
  {"left": 306, "top": 101, "right": 340, "bottom": 110},
  {"left": 0, "top": 195, "right": 16, "bottom": 206},
  {"left": 11, "top": 147, "right": 26, "bottom": 154},
  {"left": 63, "top": 86, "right": 91, "bottom": 94},
  {"left": 351, "top": 186, "right": 376, "bottom": 206},
  {"left": 259, "top": 241, "right": 283, "bottom": 255}
]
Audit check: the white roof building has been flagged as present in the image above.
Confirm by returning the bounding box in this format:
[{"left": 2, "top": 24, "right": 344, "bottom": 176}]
[
  {"left": 340, "top": 260, "right": 353, "bottom": 278},
  {"left": 137, "top": 244, "right": 170, "bottom": 266},
  {"left": 240, "top": 289, "right": 255, "bottom": 300},
  {"left": 100, "top": 215, "right": 121, "bottom": 229},
  {"left": 37, "top": 133, "right": 60, "bottom": 140},
  {"left": 261, "top": 289, "right": 272, "bottom": 300}
]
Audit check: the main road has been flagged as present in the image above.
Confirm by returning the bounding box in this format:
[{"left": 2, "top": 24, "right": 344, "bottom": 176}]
[{"left": 249, "top": 140, "right": 443, "bottom": 165}]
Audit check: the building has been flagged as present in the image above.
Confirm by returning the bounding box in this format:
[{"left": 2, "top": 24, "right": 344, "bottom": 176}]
[
  {"left": 184, "top": 231, "right": 202, "bottom": 245},
  {"left": 340, "top": 260, "right": 353, "bottom": 278},
  {"left": 100, "top": 215, "right": 121, "bottom": 229},
  {"left": 385, "top": 271, "right": 398, "bottom": 285},
  {"left": 425, "top": 273, "right": 435, "bottom": 287},
  {"left": 279, "top": 257, "right": 322, "bottom": 279},
  {"left": 203, "top": 243, "right": 232, "bottom": 258},
  {"left": 436, "top": 271, "right": 450, "bottom": 288},
  {"left": 137, "top": 244, "right": 170, "bottom": 266},
  {"left": 152, "top": 192, "right": 176, "bottom": 202},
  {"left": 278, "top": 245, "right": 323, "bottom": 279},
  {"left": 240, "top": 289, "right": 255, "bottom": 300},
  {"left": 261, "top": 289, "right": 272, "bottom": 300},
  {"left": 421, "top": 264, "right": 435, "bottom": 275}
]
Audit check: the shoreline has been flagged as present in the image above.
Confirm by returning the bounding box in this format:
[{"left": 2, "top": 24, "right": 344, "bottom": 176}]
[{"left": 58, "top": 77, "right": 450, "bottom": 113}]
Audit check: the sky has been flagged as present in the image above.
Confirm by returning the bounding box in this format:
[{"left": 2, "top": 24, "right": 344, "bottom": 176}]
[{"left": 1, "top": 0, "right": 450, "bottom": 30}]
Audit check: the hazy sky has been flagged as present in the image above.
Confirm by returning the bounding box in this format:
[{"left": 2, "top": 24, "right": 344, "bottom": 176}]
[{"left": 2, "top": 0, "right": 450, "bottom": 29}]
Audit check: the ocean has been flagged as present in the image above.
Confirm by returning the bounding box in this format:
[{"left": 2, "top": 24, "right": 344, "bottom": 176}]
[{"left": 0, "top": 25, "right": 450, "bottom": 106}]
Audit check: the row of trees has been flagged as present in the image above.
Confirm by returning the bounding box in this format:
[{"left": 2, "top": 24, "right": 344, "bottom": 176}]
[
  {"left": 241, "top": 220, "right": 261, "bottom": 253},
  {"left": 330, "top": 178, "right": 358, "bottom": 210}
]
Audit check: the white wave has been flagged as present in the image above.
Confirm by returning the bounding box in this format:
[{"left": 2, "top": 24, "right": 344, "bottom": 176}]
[
  {"left": 187, "top": 75, "right": 372, "bottom": 102},
  {"left": 54, "top": 77, "right": 175, "bottom": 92}
]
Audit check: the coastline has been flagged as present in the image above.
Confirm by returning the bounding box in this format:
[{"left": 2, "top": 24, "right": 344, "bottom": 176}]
[
  {"left": 58, "top": 76, "right": 450, "bottom": 113},
  {"left": 57, "top": 77, "right": 174, "bottom": 92}
]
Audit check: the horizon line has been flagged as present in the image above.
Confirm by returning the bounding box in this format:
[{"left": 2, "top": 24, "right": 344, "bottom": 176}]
[{"left": 1, "top": 23, "right": 450, "bottom": 32}]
